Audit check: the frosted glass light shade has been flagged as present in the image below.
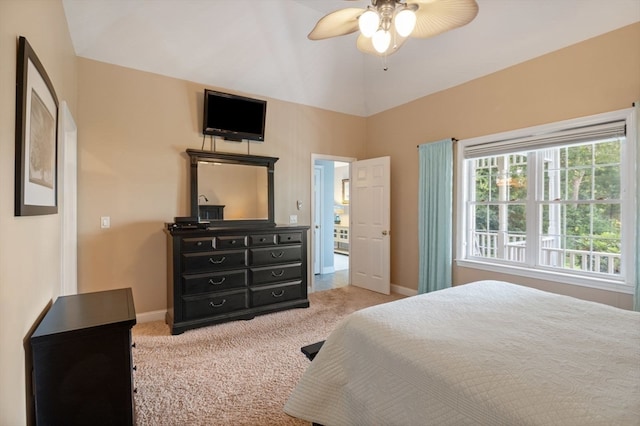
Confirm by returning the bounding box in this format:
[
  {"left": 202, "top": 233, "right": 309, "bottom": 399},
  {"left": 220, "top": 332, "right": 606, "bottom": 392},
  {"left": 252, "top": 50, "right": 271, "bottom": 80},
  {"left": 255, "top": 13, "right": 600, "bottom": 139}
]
[
  {"left": 394, "top": 9, "right": 416, "bottom": 37},
  {"left": 372, "top": 29, "right": 391, "bottom": 53},
  {"left": 358, "top": 10, "right": 380, "bottom": 38}
]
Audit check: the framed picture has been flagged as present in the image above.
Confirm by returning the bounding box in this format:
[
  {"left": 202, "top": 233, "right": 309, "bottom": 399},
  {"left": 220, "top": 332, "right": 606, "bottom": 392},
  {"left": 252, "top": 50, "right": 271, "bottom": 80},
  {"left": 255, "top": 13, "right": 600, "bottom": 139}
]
[
  {"left": 15, "top": 36, "right": 59, "bottom": 216},
  {"left": 342, "top": 179, "right": 349, "bottom": 204}
]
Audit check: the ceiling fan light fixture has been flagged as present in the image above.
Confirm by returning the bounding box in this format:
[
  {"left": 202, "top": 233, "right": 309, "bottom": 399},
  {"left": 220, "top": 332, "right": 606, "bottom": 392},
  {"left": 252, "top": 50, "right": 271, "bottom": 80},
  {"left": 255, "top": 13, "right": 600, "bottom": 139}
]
[
  {"left": 359, "top": 9, "right": 380, "bottom": 38},
  {"left": 372, "top": 29, "right": 391, "bottom": 53},
  {"left": 308, "top": 0, "right": 479, "bottom": 59},
  {"left": 394, "top": 7, "right": 417, "bottom": 37}
]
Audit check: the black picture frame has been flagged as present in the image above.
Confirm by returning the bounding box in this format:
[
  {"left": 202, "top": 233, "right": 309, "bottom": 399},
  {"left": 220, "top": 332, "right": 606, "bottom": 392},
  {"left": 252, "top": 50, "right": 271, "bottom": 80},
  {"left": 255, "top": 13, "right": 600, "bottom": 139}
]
[{"left": 15, "top": 36, "right": 59, "bottom": 216}]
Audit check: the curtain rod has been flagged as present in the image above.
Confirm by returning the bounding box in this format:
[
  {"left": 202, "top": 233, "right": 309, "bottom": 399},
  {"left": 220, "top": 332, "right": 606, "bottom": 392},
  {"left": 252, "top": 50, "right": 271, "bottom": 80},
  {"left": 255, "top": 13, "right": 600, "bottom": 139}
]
[{"left": 417, "top": 138, "right": 458, "bottom": 148}]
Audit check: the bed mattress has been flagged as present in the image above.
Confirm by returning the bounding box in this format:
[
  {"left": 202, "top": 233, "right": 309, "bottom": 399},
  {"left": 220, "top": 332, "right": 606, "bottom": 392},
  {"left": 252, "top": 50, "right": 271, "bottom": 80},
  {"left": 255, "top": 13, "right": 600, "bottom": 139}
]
[{"left": 284, "top": 280, "right": 640, "bottom": 425}]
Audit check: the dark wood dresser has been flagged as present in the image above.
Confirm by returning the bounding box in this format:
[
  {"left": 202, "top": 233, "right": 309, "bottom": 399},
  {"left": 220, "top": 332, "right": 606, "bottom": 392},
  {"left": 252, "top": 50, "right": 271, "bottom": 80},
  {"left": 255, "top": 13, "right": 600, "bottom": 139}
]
[
  {"left": 30, "top": 288, "right": 137, "bottom": 425},
  {"left": 165, "top": 225, "right": 310, "bottom": 334}
]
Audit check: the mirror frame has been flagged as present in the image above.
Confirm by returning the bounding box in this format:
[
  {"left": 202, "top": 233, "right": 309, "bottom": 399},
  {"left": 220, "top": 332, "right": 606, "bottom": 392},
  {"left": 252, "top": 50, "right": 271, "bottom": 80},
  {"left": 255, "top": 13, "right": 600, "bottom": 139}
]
[{"left": 187, "top": 149, "right": 278, "bottom": 227}]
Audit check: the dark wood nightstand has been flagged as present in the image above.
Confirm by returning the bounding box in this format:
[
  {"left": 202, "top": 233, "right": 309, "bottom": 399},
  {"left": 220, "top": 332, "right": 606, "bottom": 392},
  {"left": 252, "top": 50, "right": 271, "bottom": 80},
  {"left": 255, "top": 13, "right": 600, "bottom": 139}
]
[{"left": 31, "top": 288, "right": 136, "bottom": 425}]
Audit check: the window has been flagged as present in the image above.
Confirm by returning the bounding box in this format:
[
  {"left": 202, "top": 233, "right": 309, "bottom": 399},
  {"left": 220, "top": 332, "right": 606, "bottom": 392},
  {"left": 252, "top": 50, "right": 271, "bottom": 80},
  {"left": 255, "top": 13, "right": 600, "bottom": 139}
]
[{"left": 457, "top": 109, "right": 636, "bottom": 293}]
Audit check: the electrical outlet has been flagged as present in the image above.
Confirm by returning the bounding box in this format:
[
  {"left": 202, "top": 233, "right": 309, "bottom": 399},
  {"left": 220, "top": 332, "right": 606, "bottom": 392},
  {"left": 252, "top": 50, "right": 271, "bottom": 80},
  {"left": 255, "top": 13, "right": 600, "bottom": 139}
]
[
  {"left": 289, "top": 215, "right": 298, "bottom": 224},
  {"left": 100, "top": 216, "right": 111, "bottom": 229}
]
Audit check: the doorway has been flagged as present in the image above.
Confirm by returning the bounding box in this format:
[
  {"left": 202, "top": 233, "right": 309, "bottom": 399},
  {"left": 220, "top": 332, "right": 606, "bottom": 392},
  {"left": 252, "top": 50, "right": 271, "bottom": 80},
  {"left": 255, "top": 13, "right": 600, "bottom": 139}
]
[{"left": 311, "top": 155, "right": 354, "bottom": 292}]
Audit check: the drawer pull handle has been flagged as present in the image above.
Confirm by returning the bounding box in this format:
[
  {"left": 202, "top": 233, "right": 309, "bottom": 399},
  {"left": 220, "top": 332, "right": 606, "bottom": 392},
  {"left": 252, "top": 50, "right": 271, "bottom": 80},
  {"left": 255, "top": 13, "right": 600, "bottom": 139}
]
[
  {"left": 271, "top": 290, "right": 285, "bottom": 298},
  {"left": 209, "top": 257, "right": 226, "bottom": 264},
  {"left": 197, "top": 241, "right": 203, "bottom": 246},
  {"left": 260, "top": 238, "right": 265, "bottom": 242},
  {"left": 209, "top": 277, "right": 226, "bottom": 285},
  {"left": 230, "top": 240, "right": 236, "bottom": 245},
  {"left": 210, "top": 299, "right": 226, "bottom": 308},
  {"left": 271, "top": 270, "right": 285, "bottom": 277},
  {"left": 271, "top": 251, "right": 284, "bottom": 258}
]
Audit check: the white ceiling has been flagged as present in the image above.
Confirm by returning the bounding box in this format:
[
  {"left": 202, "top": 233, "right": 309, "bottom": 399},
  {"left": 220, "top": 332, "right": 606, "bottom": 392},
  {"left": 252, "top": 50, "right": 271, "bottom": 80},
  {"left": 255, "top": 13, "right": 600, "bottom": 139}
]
[{"left": 62, "top": 0, "right": 640, "bottom": 117}]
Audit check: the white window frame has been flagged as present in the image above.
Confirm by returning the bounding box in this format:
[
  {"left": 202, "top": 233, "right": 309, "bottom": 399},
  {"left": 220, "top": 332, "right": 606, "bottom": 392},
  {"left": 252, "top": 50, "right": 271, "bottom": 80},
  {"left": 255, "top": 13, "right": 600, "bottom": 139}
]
[{"left": 456, "top": 108, "right": 637, "bottom": 294}]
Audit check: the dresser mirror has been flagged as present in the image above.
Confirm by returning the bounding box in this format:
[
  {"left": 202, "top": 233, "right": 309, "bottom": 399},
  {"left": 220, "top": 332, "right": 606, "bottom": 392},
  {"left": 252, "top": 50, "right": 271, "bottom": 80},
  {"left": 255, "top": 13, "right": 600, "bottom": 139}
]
[{"left": 186, "top": 149, "right": 278, "bottom": 226}]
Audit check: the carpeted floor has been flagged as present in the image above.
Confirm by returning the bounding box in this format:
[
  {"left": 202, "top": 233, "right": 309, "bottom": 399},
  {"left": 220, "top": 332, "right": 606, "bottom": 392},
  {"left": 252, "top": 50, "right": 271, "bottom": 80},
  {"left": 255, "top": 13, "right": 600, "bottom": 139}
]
[{"left": 132, "top": 285, "right": 405, "bottom": 425}]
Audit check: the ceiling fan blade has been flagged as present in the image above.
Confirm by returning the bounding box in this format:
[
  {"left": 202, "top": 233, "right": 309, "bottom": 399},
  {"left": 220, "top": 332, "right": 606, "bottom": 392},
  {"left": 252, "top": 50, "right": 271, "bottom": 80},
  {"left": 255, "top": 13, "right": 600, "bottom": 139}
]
[
  {"left": 308, "top": 8, "right": 365, "bottom": 40},
  {"left": 409, "top": 0, "right": 479, "bottom": 39},
  {"left": 356, "top": 32, "right": 408, "bottom": 57}
]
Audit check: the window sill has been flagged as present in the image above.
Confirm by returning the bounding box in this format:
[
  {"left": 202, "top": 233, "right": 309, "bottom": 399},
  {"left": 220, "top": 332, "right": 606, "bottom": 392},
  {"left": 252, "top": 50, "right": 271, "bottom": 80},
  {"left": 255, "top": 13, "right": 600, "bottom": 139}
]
[{"left": 455, "top": 259, "right": 634, "bottom": 295}]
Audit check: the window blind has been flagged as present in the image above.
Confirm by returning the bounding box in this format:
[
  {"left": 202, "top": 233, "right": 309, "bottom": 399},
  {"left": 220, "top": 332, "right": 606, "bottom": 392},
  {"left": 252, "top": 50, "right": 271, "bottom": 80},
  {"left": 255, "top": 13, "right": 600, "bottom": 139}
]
[{"left": 464, "top": 120, "right": 626, "bottom": 159}]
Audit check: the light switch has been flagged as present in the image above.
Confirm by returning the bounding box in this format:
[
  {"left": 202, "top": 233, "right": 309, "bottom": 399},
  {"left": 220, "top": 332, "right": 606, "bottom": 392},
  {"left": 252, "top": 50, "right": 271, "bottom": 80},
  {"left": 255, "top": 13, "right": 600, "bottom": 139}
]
[{"left": 101, "top": 216, "right": 111, "bottom": 228}]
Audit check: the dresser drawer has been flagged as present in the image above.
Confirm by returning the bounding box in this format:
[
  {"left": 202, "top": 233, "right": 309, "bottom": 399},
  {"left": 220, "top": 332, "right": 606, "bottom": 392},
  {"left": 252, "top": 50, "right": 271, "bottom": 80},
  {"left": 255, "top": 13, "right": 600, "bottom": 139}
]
[
  {"left": 250, "top": 245, "right": 301, "bottom": 266},
  {"left": 248, "top": 233, "right": 276, "bottom": 246},
  {"left": 215, "top": 236, "right": 247, "bottom": 249},
  {"left": 181, "top": 237, "right": 215, "bottom": 252},
  {"left": 278, "top": 232, "right": 302, "bottom": 244},
  {"left": 183, "top": 250, "right": 247, "bottom": 273},
  {"left": 251, "top": 263, "right": 302, "bottom": 286},
  {"left": 182, "top": 270, "right": 247, "bottom": 295},
  {"left": 250, "top": 282, "right": 303, "bottom": 307},
  {"left": 183, "top": 290, "right": 248, "bottom": 320}
]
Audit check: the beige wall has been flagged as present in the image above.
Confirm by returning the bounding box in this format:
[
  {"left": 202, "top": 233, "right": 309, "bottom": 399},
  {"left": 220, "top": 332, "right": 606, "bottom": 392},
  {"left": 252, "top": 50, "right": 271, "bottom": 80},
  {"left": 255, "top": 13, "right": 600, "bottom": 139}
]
[
  {"left": 0, "top": 1, "right": 77, "bottom": 424},
  {"left": 75, "top": 58, "right": 367, "bottom": 314},
  {"left": 76, "top": 23, "right": 639, "bottom": 316},
  {"left": 367, "top": 23, "right": 640, "bottom": 308}
]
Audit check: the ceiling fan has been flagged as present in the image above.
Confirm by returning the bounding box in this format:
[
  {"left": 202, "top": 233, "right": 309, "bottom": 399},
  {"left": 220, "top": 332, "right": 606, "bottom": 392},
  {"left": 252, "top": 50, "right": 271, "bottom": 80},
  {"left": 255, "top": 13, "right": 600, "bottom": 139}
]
[{"left": 308, "top": 0, "right": 479, "bottom": 57}]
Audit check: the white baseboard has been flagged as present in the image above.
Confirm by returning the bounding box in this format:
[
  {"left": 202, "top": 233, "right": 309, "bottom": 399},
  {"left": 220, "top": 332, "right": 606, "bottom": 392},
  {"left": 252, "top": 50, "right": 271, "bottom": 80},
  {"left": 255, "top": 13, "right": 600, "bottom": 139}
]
[
  {"left": 391, "top": 284, "right": 418, "bottom": 296},
  {"left": 136, "top": 309, "right": 166, "bottom": 323}
]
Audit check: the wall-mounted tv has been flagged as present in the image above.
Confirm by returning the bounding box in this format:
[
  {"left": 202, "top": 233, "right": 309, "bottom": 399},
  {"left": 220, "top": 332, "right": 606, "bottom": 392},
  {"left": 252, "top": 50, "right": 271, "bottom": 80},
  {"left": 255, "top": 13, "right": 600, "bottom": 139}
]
[{"left": 203, "top": 89, "right": 267, "bottom": 142}]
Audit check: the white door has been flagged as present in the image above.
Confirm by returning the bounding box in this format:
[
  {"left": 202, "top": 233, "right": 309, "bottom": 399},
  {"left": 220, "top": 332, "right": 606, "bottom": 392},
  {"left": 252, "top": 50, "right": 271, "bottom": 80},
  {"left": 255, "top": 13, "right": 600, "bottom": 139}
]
[
  {"left": 313, "top": 166, "right": 322, "bottom": 275},
  {"left": 350, "top": 156, "right": 391, "bottom": 294}
]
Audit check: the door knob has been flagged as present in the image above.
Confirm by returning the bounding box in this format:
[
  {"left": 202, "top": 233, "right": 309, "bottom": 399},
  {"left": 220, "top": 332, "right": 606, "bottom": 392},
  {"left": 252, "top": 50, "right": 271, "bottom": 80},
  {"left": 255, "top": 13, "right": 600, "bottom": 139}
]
[{"left": 382, "top": 230, "right": 389, "bottom": 236}]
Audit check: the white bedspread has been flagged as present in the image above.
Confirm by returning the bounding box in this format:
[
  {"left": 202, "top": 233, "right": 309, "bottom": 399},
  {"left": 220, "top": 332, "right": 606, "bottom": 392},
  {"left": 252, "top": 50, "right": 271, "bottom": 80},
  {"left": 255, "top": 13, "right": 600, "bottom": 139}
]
[{"left": 284, "top": 281, "right": 640, "bottom": 425}]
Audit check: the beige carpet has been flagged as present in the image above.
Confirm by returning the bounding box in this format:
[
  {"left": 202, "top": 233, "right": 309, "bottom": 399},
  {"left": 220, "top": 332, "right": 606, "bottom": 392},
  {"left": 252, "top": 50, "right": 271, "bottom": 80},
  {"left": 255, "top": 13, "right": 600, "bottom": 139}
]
[{"left": 132, "top": 285, "right": 405, "bottom": 425}]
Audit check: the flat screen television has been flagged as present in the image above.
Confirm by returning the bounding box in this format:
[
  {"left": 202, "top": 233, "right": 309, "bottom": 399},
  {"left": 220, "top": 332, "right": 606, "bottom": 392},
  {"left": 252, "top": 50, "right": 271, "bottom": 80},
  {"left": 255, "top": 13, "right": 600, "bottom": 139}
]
[{"left": 203, "top": 89, "right": 267, "bottom": 142}]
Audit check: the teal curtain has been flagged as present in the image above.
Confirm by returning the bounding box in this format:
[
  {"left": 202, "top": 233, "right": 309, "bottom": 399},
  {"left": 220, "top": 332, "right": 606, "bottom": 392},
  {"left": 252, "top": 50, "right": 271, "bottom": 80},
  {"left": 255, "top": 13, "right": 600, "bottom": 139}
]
[
  {"left": 634, "top": 102, "right": 640, "bottom": 311},
  {"left": 418, "top": 139, "right": 453, "bottom": 294}
]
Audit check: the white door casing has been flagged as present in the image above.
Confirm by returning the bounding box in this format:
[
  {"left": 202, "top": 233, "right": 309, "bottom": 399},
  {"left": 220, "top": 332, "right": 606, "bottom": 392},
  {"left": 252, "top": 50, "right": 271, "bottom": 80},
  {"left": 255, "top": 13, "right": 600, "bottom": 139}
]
[
  {"left": 58, "top": 101, "right": 78, "bottom": 296},
  {"left": 313, "top": 166, "right": 322, "bottom": 276},
  {"left": 350, "top": 156, "right": 391, "bottom": 295}
]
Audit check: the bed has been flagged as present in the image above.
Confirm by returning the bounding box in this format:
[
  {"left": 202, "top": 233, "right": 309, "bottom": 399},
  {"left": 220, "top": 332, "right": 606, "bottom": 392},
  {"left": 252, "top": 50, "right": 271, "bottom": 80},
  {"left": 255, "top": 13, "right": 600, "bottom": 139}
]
[{"left": 284, "top": 280, "right": 640, "bottom": 425}]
